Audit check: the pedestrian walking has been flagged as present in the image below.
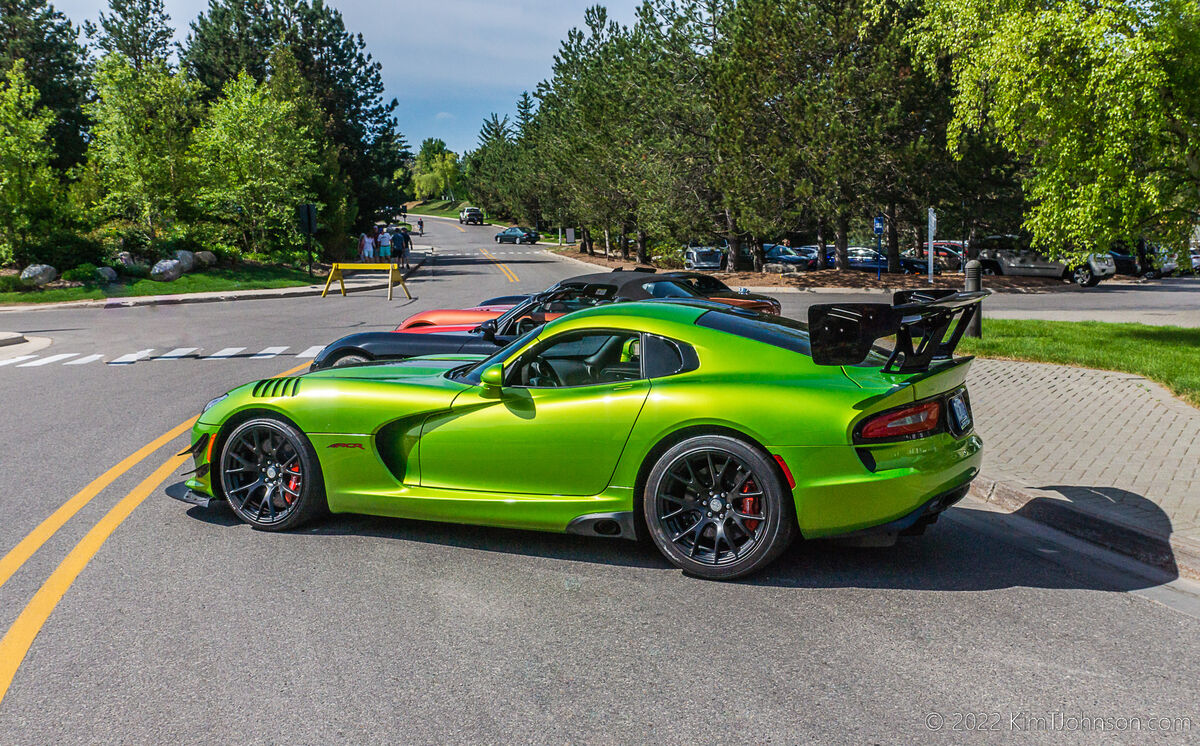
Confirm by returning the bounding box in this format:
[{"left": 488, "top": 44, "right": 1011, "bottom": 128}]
[
  {"left": 357, "top": 230, "right": 371, "bottom": 261},
  {"left": 398, "top": 226, "right": 413, "bottom": 270},
  {"left": 378, "top": 227, "right": 393, "bottom": 263},
  {"left": 417, "top": 218, "right": 424, "bottom": 236}
]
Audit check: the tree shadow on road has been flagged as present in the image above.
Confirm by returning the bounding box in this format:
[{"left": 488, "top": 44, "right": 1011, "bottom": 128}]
[{"left": 186, "top": 498, "right": 1174, "bottom": 593}]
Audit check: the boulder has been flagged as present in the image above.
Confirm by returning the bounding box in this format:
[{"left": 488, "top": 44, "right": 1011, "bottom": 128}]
[
  {"left": 195, "top": 250, "right": 217, "bottom": 267},
  {"left": 115, "top": 251, "right": 136, "bottom": 268},
  {"left": 95, "top": 266, "right": 119, "bottom": 284},
  {"left": 150, "top": 259, "right": 182, "bottom": 282},
  {"left": 20, "top": 264, "right": 57, "bottom": 287},
  {"left": 173, "top": 249, "right": 196, "bottom": 272}
]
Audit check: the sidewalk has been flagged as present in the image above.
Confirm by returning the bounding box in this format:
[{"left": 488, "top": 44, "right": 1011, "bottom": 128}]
[
  {"left": 0, "top": 253, "right": 427, "bottom": 313},
  {"left": 967, "top": 359, "right": 1200, "bottom": 578}
]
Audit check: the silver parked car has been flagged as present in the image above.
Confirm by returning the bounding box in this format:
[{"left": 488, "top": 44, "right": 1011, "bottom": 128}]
[
  {"left": 975, "top": 235, "right": 1116, "bottom": 287},
  {"left": 683, "top": 241, "right": 727, "bottom": 271}
]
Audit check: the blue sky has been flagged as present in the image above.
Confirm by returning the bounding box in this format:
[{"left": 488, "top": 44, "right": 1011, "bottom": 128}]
[{"left": 53, "top": 0, "right": 639, "bottom": 153}]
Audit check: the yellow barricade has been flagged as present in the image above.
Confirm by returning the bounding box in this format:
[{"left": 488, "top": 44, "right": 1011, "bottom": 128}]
[{"left": 321, "top": 262, "right": 411, "bottom": 301}]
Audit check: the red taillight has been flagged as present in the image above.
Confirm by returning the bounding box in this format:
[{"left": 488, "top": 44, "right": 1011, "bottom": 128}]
[{"left": 859, "top": 401, "right": 941, "bottom": 441}]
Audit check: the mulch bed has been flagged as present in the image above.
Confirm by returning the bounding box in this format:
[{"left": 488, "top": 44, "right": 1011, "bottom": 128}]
[{"left": 550, "top": 248, "right": 1096, "bottom": 291}]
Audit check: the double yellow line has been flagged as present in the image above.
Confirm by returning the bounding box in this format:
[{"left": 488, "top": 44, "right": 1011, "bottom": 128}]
[
  {"left": 480, "top": 247, "right": 519, "bottom": 283},
  {"left": 0, "top": 361, "right": 312, "bottom": 705}
]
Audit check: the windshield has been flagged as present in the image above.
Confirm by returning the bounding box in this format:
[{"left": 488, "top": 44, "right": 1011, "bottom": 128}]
[
  {"left": 642, "top": 280, "right": 704, "bottom": 299},
  {"left": 457, "top": 326, "right": 543, "bottom": 384}
]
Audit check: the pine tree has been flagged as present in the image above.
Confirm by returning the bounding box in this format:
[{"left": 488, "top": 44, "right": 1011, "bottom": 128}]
[
  {"left": 0, "top": 0, "right": 90, "bottom": 170},
  {"left": 88, "top": 0, "right": 173, "bottom": 71},
  {"left": 182, "top": 0, "right": 278, "bottom": 100}
]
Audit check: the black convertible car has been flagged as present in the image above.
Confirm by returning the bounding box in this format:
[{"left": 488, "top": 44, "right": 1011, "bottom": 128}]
[{"left": 308, "top": 270, "right": 723, "bottom": 371}]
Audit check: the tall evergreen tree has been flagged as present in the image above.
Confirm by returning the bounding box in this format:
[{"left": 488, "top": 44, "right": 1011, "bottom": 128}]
[
  {"left": 0, "top": 0, "right": 90, "bottom": 170},
  {"left": 88, "top": 0, "right": 173, "bottom": 71},
  {"left": 181, "top": 0, "right": 277, "bottom": 99}
]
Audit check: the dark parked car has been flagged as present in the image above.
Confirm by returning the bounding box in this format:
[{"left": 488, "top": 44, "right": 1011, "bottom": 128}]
[
  {"left": 311, "top": 271, "right": 729, "bottom": 370},
  {"left": 764, "top": 244, "right": 818, "bottom": 270},
  {"left": 826, "top": 246, "right": 936, "bottom": 274},
  {"left": 495, "top": 226, "right": 539, "bottom": 244},
  {"left": 668, "top": 271, "right": 782, "bottom": 314}
]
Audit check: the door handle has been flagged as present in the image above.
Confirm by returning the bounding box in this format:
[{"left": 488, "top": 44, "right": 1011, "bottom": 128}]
[{"left": 610, "top": 383, "right": 635, "bottom": 391}]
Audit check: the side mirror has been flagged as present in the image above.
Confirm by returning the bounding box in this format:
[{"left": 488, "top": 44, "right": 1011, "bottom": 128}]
[
  {"left": 478, "top": 319, "right": 497, "bottom": 341},
  {"left": 480, "top": 363, "right": 503, "bottom": 389}
]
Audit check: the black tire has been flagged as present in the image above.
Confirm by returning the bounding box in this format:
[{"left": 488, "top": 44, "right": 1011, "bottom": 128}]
[
  {"left": 331, "top": 352, "right": 369, "bottom": 367},
  {"left": 495, "top": 236, "right": 501, "bottom": 243},
  {"left": 217, "top": 416, "right": 327, "bottom": 531},
  {"left": 981, "top": 261, "right": 1001, "bottom": 276},
  {"left": 642, "top": 435, "right": 796, "bottom": 580}
]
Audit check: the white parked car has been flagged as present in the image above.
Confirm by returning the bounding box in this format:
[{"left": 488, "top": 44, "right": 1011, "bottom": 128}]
[{"left": 975, "top": 235, "right": 1116, "bottom": 287}]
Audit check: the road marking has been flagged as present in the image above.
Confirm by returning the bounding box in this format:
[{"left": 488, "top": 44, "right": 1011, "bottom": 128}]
[
  {"left": 64, "top": 354, "right": 103, "bottom": 365},
  {"left": 251, "top": 346, "right": 288, "bottom": 359},
  {"left": 17, "top": 354, "right": 78, "bottom": 367},
  {"left": 0, "top": 417, "right": 197, "bottom": 592},
  {"left": 0, "top": 356, "right": 36, "bottom": 367},
  {"left": 0, "top": 360, "right": 311, "bottom": 703},
  {"left": 480, "top": 248, "right": 519, "bottom": 283},
  {"left": 0, "top": 451, "right": 188, "bottom": 705},
  {"left": 298, "top": 345, "right": 324, "bottom": 358},
  {"left": 206, "top": 347, "right": 245, "bottom": 359},
  {"left": 157, "top": 347, "right": 198, "bottom": 359},
  {"left": 109, "top": 349, "right": 153, "bottom": 365}
]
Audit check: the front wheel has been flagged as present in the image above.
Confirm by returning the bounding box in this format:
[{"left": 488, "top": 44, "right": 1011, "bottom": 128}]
[
  {"left": 1073, "top": 266, "right": 1099, "bottom": 287},
  {"left": 643, "top": 435, "right": 795, "bottom": 580},
  {"left": 331, "top": 352, "right": 369, "bottom": 367},
  {"left": 218, "top": 417, "right": 326, "bottom": 531}
]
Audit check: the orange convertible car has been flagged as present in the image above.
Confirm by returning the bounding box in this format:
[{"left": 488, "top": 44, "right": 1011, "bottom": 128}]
[{"left": 396, "top": 270, "right": 780, "bottom": 332}]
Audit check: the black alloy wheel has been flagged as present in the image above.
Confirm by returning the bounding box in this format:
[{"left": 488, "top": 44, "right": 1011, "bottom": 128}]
[
  {"left": 219, "top": 417, "right": 326, "bottom": 530},
  {"left": 644, "top": 435, "right": 795, "bottom": 580}
]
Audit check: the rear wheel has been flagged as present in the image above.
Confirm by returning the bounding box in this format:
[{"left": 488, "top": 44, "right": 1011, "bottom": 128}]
[
  {"left": 218, "top": 417, "right": 326, "bottom": 531},
  {"left": 643, "top": 435, "right": 795, "bottom": 580}
]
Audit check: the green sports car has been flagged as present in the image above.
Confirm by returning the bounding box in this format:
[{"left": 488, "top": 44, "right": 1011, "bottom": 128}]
[{"left": 178, "top": 292, "right": 985, "bottom": 579}]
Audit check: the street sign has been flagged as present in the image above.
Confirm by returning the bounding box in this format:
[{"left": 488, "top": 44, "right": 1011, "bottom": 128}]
[
  {"left": 926, "top": 208, "right": 936, "bottom": 283},
  {"left": 296, "top": 203, "right": 318, "bottom": 236},
  {"left": 873, "top": 216, "right": 885, "bottom": 235}
]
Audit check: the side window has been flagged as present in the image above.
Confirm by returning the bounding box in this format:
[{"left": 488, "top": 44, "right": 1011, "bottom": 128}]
[
  {"left": 510, "top": 331, "right": 643, "bottom": 388},
  {"left": 643, "top": 335, "right": 699, "bottom": 379}
]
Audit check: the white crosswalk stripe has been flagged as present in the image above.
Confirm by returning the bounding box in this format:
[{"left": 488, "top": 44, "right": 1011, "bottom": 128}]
[
  {"left": 207, "top": 347, "right": 245, "bottom": 359},
  {"left": 250, "top": 346, "right": 288, "bottom": 359},
  {"left": 18, "top": 353, "right": 79, "bottom": 367},
  {"left": 298, "top": 345, "right": 324, "bottom": 358},
  {"left": 158, "top": 347, "right": 199, "bottom": 359},
  {"left": 65, "top": 354, "right": 103, "bottom": 365},
  {"left": 0, "top": 355, "right": 37, "bottom": 367},
  {"left": 109, "top": 349, "right": 154, "bottom": 365}
]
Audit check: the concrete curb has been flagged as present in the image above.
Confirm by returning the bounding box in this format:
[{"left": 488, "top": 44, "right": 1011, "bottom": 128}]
[
  {"left": 0, "top": 331, "right": 26, "bottom": 347},
  {"left": 969, "top": 473, "right": 1200, "bottom": 581},
  {"left": 0, "top": 257, "right": 427, "bottom": 313}
]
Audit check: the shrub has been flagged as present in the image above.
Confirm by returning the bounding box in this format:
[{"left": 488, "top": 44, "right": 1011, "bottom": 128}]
[
  {"left": 0, "top": 275, "right": 24, "bottom": 292},
  {"left": 14, "top": 231, "right": 107, "bottom": 271},
  {"left": 61, "top": 263, "right": 100, "bottom": 284},
  {"left": 122, "top": 263, "right": 150, "bottom": 279}
]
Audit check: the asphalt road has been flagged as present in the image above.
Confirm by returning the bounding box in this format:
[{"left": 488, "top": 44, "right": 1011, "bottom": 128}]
[{"left": 1, "top": 220, "right": 1198, "bottom": 743}]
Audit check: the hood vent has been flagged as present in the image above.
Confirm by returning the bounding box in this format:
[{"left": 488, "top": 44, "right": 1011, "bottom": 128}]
[{"left": 251, "top": 377, "right": 301, "bottom": 398}]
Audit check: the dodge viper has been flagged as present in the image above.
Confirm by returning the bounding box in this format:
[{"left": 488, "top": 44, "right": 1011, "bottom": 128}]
[{"left": 178, "top": 290, "right": 985, "bottom": 579}]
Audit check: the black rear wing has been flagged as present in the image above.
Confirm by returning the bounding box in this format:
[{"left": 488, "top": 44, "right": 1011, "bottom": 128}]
[{"left": 808, "top": 289, "right": 989, "bottom": 373}]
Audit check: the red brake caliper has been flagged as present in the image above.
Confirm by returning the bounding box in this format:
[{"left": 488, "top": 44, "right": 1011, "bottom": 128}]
[
  {"left": 741, "top": 480, "right": 760, "bottom": 532},
  {"left": 284, "top": 464, "right": 301, "bottom": 505}
]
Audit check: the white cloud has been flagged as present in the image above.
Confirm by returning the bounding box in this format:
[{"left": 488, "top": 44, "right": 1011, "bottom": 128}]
[{"left": 435, "top": 111, "right": 456, "bottom": 120}]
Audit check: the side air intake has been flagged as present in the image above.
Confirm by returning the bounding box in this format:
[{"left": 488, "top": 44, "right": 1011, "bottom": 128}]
[{"left": 250, "top": 378, "right": 302, "bottom": 398}]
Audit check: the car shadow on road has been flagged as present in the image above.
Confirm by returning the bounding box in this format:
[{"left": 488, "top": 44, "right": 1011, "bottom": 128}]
[
  {"left": 186, "top": 500, "right": 1174, "bottom": 593},
  {"left": 1024, "top": 485, "right": 1178, "bottom": 577}
]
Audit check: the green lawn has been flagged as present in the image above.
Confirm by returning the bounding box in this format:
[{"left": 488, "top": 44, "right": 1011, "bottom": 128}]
[
  {"left": 404, "top": 200, "right": 508, "bottom": 224},
  {"left": 0, "top": 264, "right": 317, "bottom": 305},
  {"left": 959, "top": 319, "right": 1200, "bottom": 407}
]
